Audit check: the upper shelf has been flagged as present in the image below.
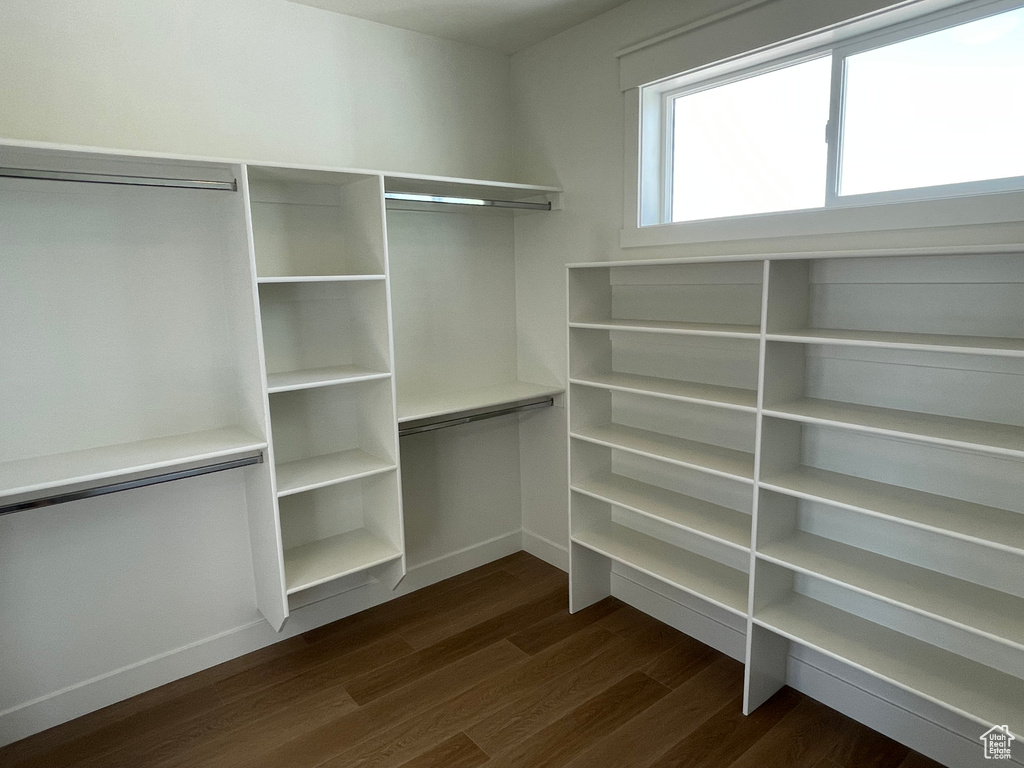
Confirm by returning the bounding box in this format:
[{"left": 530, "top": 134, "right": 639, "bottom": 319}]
[
  {"left": 397, "top": 381, "right": 563, "bottom": 435},
  {"left": 383, "top": 173, "right": 560, "bottom": 203},
  {"left": 0, "top": 427, "right": 267, "bottom": 505},
  {"left": 767, "top": 328, "right": 1024, "bottom": 358}
]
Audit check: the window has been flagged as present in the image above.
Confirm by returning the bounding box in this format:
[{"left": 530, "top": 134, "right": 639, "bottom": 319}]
[{"left": 643, "top": 0, "right": 1024, "bottom": 225}]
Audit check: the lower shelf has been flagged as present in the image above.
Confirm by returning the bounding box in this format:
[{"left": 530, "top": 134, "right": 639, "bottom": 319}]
[
  {"left": 754, "top": 594, "right": 1024, "bottom": 738},
  {"left": 758, "top": 534, "right": 1024, "bottom": 651},
  {"left": 571, "top": 472, "right": 750, "bottom": 549},
  {"left": 572, "top": 518, "right": 748, "bottom": 616},
  {"left": 571, "top": 424, "right": 754, "bottom": 482},
  {"left": 275, "top": 449, "right": 395, "bottom": 497},
  {"left": 283, "top": 528, "right": 402, "bottom": 595},
  {"left": 760, "top": 465, "right": 1024, "bottom": 554}
]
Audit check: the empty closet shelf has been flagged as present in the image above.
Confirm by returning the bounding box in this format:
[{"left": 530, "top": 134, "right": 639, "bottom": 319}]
[
  {"left": 275, "top": 450, "right": 395, "bottom": 497},
  {"left": 570, "top": 372, "right": 756, "bottom": 411},
  {"left": 569, "top": 318, "right": 759, "bottom": 338},
  {"left": 760, "top": 466, "right": 1024, "bottom": 554},
  {"left": 397, "top": 381, "right": 562, "bottom": 435},
  {"left": 572, "top": 472, "right": 750, "bottom": 549},
  {"left": 763, "top": 398, "right": 1024, "bottom": 458},
  {"left": 753, "top": 594, "right": 1024, "bottom": 738},
  {"left": 0, "top": 427, "right": 266, "bottom": 505},
  {"left": 766, "top": 328, "right": 1024, "bottom": 357},
  {"left": 284, "top": 528, "right": 402, "bottom": 594},
  {"left": 266, "top": 365, "right": 391, "bottom": 394},
  {"left": 256, "top": 274, "right": 386, "bottom": 284},
  {"left": 573, "top": 519, "right": 748, "bottom": 615},
  {"left": 758, "top": 532, "right": 1024, "bottom": 650},
  {"left": 571, "top": 423, "right": 754, "bottom": 482}
]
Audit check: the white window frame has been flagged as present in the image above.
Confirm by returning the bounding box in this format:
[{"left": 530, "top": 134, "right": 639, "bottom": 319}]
[{"left": 629, "top": 0, "right": 1024, "bottom": 245}]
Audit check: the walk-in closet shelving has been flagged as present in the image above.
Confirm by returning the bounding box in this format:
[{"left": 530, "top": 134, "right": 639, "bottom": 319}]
[
  {"left": 244, "top": 164, "right": 405, "bottom": 626},
  {"left": 0, "top": 145, "right": 269, "bottom": 513},
  {"left": 568, "top": 249, "right": 1024, "bottom": 746},
  {"left": 567, "top": 260, "right": 761, "bottom": 617},
  {"left": 385, "top": 174, "right": 563, "bottom": 432}
]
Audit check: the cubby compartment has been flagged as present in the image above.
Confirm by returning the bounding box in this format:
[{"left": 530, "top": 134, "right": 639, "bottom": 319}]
[
  {"left": 247, "top": 166, "right": 386, "bottom": 278},
  {"left": 570, "top": 385, "right": 756, "bottom": 482},
  {"left": 278, "top": 474, "right": 403, "bottom": 595},
  {"left": 754, "top": 490, "right": 1024, "bottom": 657},
  {"left": 568, "top": 260, "right": 763, "bottom": 337},
  {"left": 762, "top": 341, "right": 1024, "bottom": 457},
  {"left": 268, "top": 379, "right": 397, "bottom": 497},
  {"left": 765, "top": 255, "right": 1024, "bottom": 356},
  {"left": 748, "top": 560, "right": 1024, "bottom": 738},
  {"left": 258, "top": 280, "right": 392, "bottom": 393},
  {"left": 569, "top": 327, "right": 758, "bottom": 411},
  {"left": 759, "top": 417, "right": 1024, "bottom": 553},
  {"left": 570, "top": 439, "right": 752, "bottom": 550},
  {"left": 571, "top": 491, "right": 749, "bottom": 616}
]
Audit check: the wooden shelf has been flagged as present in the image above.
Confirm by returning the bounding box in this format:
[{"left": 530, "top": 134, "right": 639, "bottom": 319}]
[
  {"left": 767, "top": 328, "right": 1024, "bottom": 358},
  {"left": 570, "top": 372, "right": 756, "bottom": 412},
  {"left": 764, "top": 397, "right": 1024, "bottom": 458},
  {"left": 256, "top": 275, "right": 386, "bottom": 284},
  {"left": 267, "top": 366, "right": 390, "bottom": 394},
  {"left": 283, "top": 528, "right": 401, "bottom": 594},
  {"left": 275, "top": 449, "right": 395, "bottom": 497},
  {"left": 397, "top": 381, "right": 562, "bottom": 424},
  {"left": 0, "top": 427, "right": 267, "bottom": 501},
  {"left": 572, "top": 472, "right": 750, "bottom": 549},
  {"left": 569, "top": 319, "right": 759, "bottom": 339},
  {"left": 758, "top": 533, "right": 1024, "bottom": 651},
  {"left": 571, "top": 423, "right": 754, "bottom": 482},
  {"left": 573, "top": 518, "right": 748, "bottom": 616},
  {"left": 761, "top": 466, "right": 1024, "bottom": 554},
  {"left": 754, "top": 594, "right": 1024, "bottom": 738}
]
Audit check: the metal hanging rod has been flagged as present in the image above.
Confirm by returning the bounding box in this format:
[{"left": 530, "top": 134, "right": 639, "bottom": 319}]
[
  {"left": 399, "top": 396, "right": 554, "bottom": 437},
  {"left": 0, "top": 453, "right": 263, "bottom": 516},
  {"left": 385, "top": 192, "right": 551, "bottom": 211},
  {"left": 0, "top": 167, "right": 237, "bottom": 191}
]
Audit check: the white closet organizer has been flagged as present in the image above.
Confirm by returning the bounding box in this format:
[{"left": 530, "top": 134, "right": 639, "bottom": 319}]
[
  {"left": 567, "top": 250, "right": 1024, "bottom": 745},
  {"left": 384, "top": 173, "right": 563, "bottom": 435},
  {"left": 0, "top": 146, "right": 268, "bottom": 517},
  {"left": 243, "top": 165, "right": 405, "bottom": 626}
]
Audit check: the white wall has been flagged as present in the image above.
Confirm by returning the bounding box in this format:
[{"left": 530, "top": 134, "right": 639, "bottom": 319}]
[
  {"left": 0, "top": 0, "right": 513, "bottom": 180},
  {"left": 0, "top": 0, "right": 519, "bottom": 746}
]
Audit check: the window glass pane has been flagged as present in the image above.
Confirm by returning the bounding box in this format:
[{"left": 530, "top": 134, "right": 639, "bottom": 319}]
[
  {"left": 840, "top": 7, "right": 1024, "bottom": 196},
  {"left": 671, "top": 56, "right": 831, "bottom": 222}
]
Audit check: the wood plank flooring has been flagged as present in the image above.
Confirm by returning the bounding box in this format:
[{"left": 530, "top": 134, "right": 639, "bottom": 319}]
[{"left": 0, "top": 552, "right": 947, "bottom": 768}]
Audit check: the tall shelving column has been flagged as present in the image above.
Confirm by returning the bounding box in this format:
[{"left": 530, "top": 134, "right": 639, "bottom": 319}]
[
  {"left": 242, "top": 165, "right": 405, "bottom": 630},
  {"left": 566, "top": 259, "right": 764, "bottom": 655},
  {"left": 745, "top": 252, "right": 1024, "bottom": 740}
]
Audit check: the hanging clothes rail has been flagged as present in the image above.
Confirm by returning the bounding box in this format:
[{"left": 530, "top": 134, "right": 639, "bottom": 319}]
[
  {"left": 384, "top": 191, "right": 551, "bottom": 211},
  {"left": 399, "top": 395, "right": 555, "bottom": 437},
  {"left": 0, "top": 167, "right": 237, "bottom": 191},
  {"left": 0, "top": 453, "right": 263, "bottom": 516}
]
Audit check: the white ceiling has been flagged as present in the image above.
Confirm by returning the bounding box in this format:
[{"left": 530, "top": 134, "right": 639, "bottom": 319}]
[{"left": 289, "top": 0, "right": 632, "bottom": 54}]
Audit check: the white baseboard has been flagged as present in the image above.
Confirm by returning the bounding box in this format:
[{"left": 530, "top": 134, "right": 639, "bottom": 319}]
[
  {"left": 0, "top": 531, "right": 524, "bottom": 748},
  {"left": 521, "top": 529, "right": 568, "bottom": 571}
]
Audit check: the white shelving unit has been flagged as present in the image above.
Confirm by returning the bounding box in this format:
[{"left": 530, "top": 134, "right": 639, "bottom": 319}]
[
  {"left": 567, "top": 260, "right": 759, "bottom": 620},
  {"left": 0, "top": 144, "right": 271, "bottom": 516},
  {"left": 568, "top": 250, "right": 1024, "bottom": 744},
  {"left": 243, "top": 164, "right": 405, "bottom": 627}
]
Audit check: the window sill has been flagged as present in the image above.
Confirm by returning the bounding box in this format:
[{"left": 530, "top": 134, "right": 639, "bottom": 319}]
[{"left": 622, "top": 188, "right": 1024, "bottom": 249}]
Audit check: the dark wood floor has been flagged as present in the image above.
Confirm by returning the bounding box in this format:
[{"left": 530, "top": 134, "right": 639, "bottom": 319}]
[{"left": 0, "top": 552, "right": 945, "bottom": 768}]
